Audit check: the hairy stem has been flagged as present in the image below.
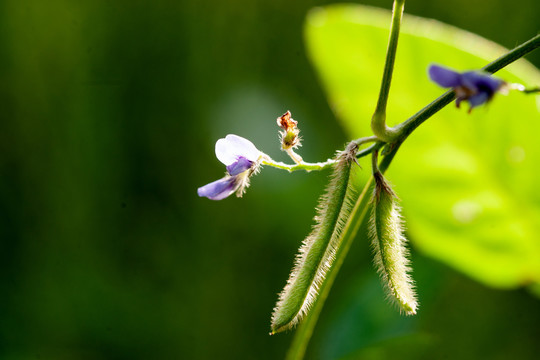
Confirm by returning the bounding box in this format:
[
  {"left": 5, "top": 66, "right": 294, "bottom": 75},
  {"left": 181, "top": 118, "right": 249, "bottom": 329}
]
[
  {"left": 262, "top": 158, "right": 335, "bottom": 172},
  {"left": 262, "top": 136, "right": 379, "bottom": 172}
]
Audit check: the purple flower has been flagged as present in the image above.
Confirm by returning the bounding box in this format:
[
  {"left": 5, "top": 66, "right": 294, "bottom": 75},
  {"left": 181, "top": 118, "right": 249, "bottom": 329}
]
[
  {"left": 198, "top": 134, "right": 262, "bottom": 200},
  {"left": 428, "top": 64, "right": 505, "bottom": 111}
]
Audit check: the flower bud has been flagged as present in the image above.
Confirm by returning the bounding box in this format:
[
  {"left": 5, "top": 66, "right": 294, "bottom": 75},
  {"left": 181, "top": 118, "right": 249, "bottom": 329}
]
[{"left": 277, "top": 111, "right": 301, "bottom": 150}]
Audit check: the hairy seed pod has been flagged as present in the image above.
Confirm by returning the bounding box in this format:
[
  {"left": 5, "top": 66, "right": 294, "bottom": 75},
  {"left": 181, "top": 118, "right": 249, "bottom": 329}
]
[
  {"left": 270, "top": 143, "right": 358, "bottom": 334},
  {"left": 370, "top": 171, "right": 418, "bottom": 315}
]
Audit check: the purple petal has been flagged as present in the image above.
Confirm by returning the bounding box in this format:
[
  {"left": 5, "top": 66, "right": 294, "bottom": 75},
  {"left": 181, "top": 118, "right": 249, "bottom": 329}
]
[
  {"left": 197, "top": 176, "right": 239, "bottom": 200},
  {"left": 428, "top": 64, "right": 462, "bottom": 88},
  {"left": 215, "top": 134, "right": 261, "bottom": 166},
  {"left": 226, "top": 156, "right": 253, "bottom": 176},
  {"left": 468, "top": 92, "right": 490, "bottom": 108},
  {"left": 461, "top": 71, "right": 502, "bottom": 96}
]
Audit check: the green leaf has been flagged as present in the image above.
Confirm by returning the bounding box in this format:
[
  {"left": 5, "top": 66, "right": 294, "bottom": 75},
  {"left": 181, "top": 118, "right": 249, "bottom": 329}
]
[{"left": 305, "top": 4, "right": 540, "bottom": 290}]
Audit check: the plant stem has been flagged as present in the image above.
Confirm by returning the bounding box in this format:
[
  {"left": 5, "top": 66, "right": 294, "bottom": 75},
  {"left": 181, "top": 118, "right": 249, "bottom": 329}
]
[
  {"left": 370, "top": 0, "right": 405, "bottom": 142},
  {"left": 371, "top": 149, "right": 380, "bottom": 174},
  {"left": 353, "top": 135, "right": 379, "bottom": 146},
  {"left": 262, "top": 136, "right": 379, "bottom": 172},
  {"left": 356, "top": 141, "right": 385, "bottom": 160},
  {"left": 484, "top": 33, "right": 540, "bottom": 73},
  {"left": 261, "top": 158, "right": 335, "bottom": 172}
]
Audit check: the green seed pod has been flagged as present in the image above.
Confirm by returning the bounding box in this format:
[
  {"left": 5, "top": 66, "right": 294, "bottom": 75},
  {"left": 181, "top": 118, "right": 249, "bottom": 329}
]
[
  {"left": 370, "top": 171, "right": 418, "bottom": 315},
  {"left": 270, "top": 143, "right": 358, "bottom": 334}
]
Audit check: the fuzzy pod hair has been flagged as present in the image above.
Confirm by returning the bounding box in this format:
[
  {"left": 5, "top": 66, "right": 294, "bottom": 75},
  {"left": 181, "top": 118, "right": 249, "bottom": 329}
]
[
  {"left": 370, "top": 171, "right": 418, "bottom": 315},
  {"left": 270, "top": 143, "right": 358, "bottom": 334}
]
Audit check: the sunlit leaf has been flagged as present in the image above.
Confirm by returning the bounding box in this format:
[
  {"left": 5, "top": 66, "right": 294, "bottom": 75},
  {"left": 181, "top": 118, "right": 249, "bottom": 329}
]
[{"left": 305, "top": 4, "right": 540, "bottom": 289}]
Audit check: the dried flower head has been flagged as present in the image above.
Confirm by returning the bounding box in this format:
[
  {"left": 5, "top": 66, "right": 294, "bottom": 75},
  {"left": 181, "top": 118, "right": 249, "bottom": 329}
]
[{"left": 277, "top": 111, "right": 301, "bottom": 150}]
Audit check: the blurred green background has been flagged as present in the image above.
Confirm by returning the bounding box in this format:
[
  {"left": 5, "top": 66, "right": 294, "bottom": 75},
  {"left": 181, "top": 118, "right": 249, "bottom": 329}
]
[{"left": 1, "top": 0, "right": 539, "bottom": 359}]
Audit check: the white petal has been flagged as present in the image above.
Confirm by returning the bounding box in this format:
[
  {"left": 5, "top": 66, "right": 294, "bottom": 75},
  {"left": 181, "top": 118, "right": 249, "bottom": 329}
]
[{"left": 215, "top": 134, "right": 260, "bottom": 165}]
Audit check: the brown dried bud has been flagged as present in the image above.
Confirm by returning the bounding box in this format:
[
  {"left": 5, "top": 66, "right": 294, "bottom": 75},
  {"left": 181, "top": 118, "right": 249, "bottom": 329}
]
[
  {"left": 277, "top": 110, "right": 302, "bottom": 157},
  {"left": 277, "top": 111, "right": 298, "bottom": 132}
]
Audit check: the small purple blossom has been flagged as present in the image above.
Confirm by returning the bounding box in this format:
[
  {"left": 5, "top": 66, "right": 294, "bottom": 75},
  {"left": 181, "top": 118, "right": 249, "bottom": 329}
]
[
  {"left": 198, "top": 134, "right": 262, "bottom": 200},
  {"left": 428, "top": 64, "right": 505, "bottom": 111}
]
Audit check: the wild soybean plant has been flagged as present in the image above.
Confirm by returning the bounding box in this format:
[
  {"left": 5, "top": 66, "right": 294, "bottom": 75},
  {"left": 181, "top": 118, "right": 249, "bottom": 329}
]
[{"left": 198, "top": 0, "right": 540, "bottom": 355}]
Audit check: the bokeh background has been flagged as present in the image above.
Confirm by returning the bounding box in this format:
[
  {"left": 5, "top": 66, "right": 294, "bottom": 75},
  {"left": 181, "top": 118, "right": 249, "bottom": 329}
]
[{"left": 1, "top": 0, "right": 539, "bottom": 359}]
